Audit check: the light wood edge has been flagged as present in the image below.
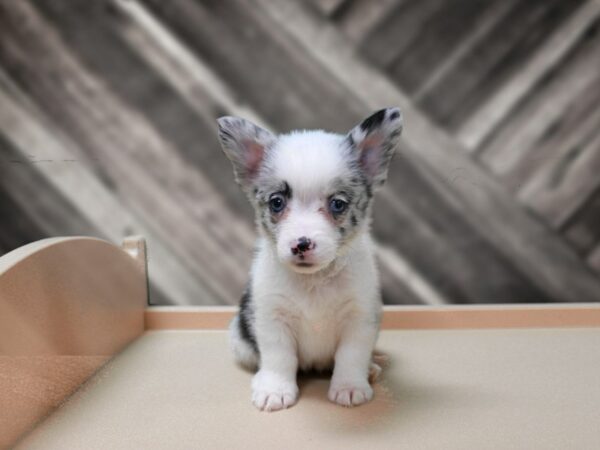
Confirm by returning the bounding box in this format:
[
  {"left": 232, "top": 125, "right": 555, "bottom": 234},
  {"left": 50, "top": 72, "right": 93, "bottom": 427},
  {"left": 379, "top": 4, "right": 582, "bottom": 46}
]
[
  {"left": 0, "top": 236, "right": 106, "bottom": 275},
  {"left": 121, "top": 235, "right": 150, "bottom": 303},
  {"left": 144, "top": 304, "right": 600, "bottom": 331}
]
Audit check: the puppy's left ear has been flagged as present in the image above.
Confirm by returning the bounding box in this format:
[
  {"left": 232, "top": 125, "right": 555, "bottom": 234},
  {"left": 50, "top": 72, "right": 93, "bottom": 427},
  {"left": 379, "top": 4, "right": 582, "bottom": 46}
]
[
  {"left": 347, "top": 107, "right": 403, "bottom": 188},
  {"left": 217, "top": 116, "right": 276, "bottom": 191}
]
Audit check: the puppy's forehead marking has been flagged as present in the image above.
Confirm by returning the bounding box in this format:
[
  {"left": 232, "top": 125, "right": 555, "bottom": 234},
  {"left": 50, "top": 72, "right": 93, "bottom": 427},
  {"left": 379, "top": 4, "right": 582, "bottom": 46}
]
[{"left": 269, "top": 131, "right": 350, "bottom": 199}]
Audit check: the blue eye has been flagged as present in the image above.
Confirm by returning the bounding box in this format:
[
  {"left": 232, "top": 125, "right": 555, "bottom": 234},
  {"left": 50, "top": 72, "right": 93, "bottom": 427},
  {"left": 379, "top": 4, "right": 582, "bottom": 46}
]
[
  {"left": 269, "top": 194, "right": 286, "bottom": 213},
  {"left": 329, "top": 198, "right": 348, "bottom": 215}
]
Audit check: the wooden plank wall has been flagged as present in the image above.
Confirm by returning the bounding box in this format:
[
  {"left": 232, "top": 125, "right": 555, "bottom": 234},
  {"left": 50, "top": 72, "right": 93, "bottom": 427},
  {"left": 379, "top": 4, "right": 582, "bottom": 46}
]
[{"left": 0, "top": 0, "right": 599, "bottom": 305}]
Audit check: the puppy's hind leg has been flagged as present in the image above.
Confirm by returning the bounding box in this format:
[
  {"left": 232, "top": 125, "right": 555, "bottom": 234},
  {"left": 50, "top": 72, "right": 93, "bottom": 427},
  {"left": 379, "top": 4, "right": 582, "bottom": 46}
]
[
  {"left": 368, "top": 350, "right": 390, "bottom": 383},
  {"left": 229, "top": 314, "right": 259, "bottom": 371}
]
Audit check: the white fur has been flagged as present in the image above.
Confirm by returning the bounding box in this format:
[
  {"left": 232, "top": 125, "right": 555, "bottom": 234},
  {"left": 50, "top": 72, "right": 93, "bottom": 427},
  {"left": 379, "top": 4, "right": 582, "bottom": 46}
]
[
  {"left": 221, "top": 108, "right": 402, "bottom": 412},
  {"left": 245, "top": 231, "right": 381, "bottom": 411},
  {"left": 241, "top": 132, "right": 380, "bottom": 411}
]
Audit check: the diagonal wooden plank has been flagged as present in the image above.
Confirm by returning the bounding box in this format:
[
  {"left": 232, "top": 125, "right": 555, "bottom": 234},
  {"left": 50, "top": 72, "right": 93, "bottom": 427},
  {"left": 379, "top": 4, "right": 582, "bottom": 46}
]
[
  {"left": 0, "top": 134, "right": 100, "bottom": 244},
  {"left": 375, "top": 243, "right": 446, "bottom": 306},
  {"left": 143, "top": 0, "right": 564, "bottom": 302},
  {"left": 114, "top": 0, "right": 266, "bottom": 128},
  {"left": 4, "top": 0, "right": 256, "bottom": 274},
  {"left": 375, "top": 153, "right": 553, "bottom": 302},
  {"left": 121, "top": 0, "right": 444, "bottom": 305},
  {"left": 411, "top": 0, "right": 515, "bottom": 101},
  {"left": 308, "top": 0, "right": 349, "bottom": 17},
  {"left": 334, "top": 0, "right": 402, "bottom": 44},
  {"left": 562, "top": 186, "right": 600, "bottom": 255},
  {"left": 4, "top": 0, "right": 598, "bottom": 303},
  {"left": 357, "top": 0, "right": 445, "bottom": 69},
  {"left": 458, "top": 0, "right": 600, "bottom": 150},
  {"left": 0, "top": 73, "right": 207, "bottom": 306},
  {"left": 518, "top": 124, "right": 600, "bottom": 228},
  {"left": 418, "top": 0, "right": 584, "bottom": 130},
  {"left": 1, "top": 0, "right": 440, "bottom": 304},
  {"left": 141, "top": 0, "right": 365, "bottom": 132},
  {"left": 388, "top": 0, "right": 496, "bottom": 95},
  {"left": 32, "top": 0, "right": 256, "bottom": 220},
  {"left": 0, "top": 162, "right": 58, "bottom": 254},
  {"left": 0, "top": 130, "right": 172, "bottom": 305},
  {"left": 0, "top": 0, "right": 260, "bottom": 304},
  {"left": 254, "top": 0, "right": 600, "bottom": 302},
  {"left": 477, "top": 22, "right": 600, "bottom": 191},
  {"left": 588, "top": 244, "right": 600, "bottom": 274}
]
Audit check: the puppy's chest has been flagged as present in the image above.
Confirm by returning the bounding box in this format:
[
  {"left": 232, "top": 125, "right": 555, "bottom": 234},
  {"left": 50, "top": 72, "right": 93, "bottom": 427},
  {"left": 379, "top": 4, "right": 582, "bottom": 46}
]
[{"left": 288, "top": 289, "right": 355, "bottom": 370}]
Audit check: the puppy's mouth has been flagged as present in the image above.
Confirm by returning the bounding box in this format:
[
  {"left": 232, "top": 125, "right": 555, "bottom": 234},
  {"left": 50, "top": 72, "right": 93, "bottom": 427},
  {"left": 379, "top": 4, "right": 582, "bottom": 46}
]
[{"left": 288, "top": 259, "right": 329, "bottom": 274}]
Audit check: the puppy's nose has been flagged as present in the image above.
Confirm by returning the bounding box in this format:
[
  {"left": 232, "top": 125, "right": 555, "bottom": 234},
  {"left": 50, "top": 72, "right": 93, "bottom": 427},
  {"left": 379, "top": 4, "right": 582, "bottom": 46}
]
[{"left": 291, "top": 236, "right": 313, "bottom": 255}]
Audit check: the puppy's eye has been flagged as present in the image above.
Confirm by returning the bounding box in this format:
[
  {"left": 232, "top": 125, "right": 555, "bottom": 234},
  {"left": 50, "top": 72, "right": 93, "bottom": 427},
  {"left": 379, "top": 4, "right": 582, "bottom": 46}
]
[
  {"left": 329, "top": 198, "right": 348, "bottom": 215},
  {"left": 269, "top": 194, "right": 286, "bottom": 213}
]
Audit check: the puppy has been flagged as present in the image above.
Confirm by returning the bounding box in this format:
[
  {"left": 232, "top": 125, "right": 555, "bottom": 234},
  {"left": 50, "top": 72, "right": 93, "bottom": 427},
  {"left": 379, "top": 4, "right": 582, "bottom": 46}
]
[{"left": 217, "top": 107, "right": 402, "bottom": 412}]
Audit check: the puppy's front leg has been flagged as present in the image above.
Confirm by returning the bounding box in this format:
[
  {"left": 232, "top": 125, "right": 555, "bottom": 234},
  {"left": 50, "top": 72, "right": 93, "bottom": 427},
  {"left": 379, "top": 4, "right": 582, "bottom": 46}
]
[
  {"left": 252, "top": 320, "right": 298, "bottom": 412},
  {"left": 329, "top": 319, "right": 378, "bottom": 407}
]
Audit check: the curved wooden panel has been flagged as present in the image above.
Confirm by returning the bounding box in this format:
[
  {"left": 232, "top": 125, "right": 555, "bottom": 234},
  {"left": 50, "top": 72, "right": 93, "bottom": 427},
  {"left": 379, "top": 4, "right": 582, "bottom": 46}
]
[{"left": 0, "top": 237, "right": 147, "bottom": 448}]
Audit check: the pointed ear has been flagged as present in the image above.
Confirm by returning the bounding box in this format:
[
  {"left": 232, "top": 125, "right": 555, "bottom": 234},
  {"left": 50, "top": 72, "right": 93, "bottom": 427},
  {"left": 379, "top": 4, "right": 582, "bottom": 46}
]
[
  {"left": 217, "top": 116, "right": 276, "bottom": 190},
  {"left": 347, "top": 107, "right": 403, "bottom": 188}
]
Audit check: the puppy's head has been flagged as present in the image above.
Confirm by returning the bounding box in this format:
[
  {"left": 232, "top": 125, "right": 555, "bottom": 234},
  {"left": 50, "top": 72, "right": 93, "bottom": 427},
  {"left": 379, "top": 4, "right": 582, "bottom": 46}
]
[{"left": 217, "top": 108, "right": 402, "bottom": 274}]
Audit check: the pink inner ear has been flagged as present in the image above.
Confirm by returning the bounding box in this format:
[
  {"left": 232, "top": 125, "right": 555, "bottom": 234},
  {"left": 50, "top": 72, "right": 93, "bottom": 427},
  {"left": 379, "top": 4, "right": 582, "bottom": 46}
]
[
  {"left": 359, "top": 133, "right": 384, "bottom": 178},
  {"left": 243, "top": 140, "right": 265, "bottom": 178}
]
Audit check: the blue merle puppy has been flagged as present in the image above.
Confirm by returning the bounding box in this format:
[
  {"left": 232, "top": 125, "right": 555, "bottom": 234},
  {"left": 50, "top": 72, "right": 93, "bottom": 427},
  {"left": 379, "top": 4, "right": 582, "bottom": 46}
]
[{"left": 217, "top": 108, "right": 402, "bottom": 411}]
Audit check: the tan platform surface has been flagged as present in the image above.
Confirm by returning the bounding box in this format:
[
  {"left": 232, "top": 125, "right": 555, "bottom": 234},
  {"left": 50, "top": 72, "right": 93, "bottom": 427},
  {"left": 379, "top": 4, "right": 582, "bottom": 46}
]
[{"left": 16, "top": 328, "right": 600, "bottom": 449}]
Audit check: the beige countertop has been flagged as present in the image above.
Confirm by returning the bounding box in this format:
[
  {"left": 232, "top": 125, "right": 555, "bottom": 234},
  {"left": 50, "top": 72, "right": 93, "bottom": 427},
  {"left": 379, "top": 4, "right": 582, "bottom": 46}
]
[{"left": 16, "top": 327, "right": 600, "bottom": 450}]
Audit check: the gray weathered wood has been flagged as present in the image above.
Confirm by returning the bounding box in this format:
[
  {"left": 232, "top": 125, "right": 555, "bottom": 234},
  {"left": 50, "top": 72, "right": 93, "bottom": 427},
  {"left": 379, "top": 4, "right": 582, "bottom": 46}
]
[
  {"left": 358, "top": 0, "right": 445, "bottom": 69},
  {"left": 417, "top": 0, "right": 584, "bottom": 129},
  {"left": 309, "top": 0, "right": 349, "bottom": 17},
  {"left": 387, "top": 0, "right": 492, "bottom": 94},
  {"left": 0, "top": 1, "right": 254, "bottom": 304},
  {"left": 0, "top": 71, "right": 200, "bottom": 306},
  {"left": 478, "top": 22, "right": 600, "bottom": 193},
  {"left": 142, "top": 0, "right": 365, "bottom": 132},
  {"left": 334, "top": 0, "right": 402, "bottom": 43},
  {"left": 1, "top": 0, "right": 598, "bottom": 304},
  {"left": 562, "top": 187, "right": 600, "bottom": 255},
  {"left": 518, "top": 121, "right": 600, "bottom": 228},
  {"left": 141, "top": 0, "right": 572, "bottom": 302},
  {"left": 588, "top": 244, "right": 600, "bottom": 274},
  {"left": 256, "top": 0, "right": 600, "bottom": 302},
  {"left": 458, "top": 0, "right": 600, "bottom": 150}
]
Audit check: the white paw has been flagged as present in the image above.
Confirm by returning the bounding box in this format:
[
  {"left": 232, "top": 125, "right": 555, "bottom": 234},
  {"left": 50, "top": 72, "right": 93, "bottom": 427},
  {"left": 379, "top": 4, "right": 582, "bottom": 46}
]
[
  {"left": 251, "top": 370, "right": 298, "bottom": 412},
  {"left": 328, "top": 381, "right": 373, "bottom": 407}
]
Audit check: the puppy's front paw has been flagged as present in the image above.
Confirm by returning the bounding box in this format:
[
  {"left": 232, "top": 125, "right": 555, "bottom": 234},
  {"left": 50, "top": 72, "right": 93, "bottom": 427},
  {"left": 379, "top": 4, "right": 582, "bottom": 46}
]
[
  {"left": 251, "top": 370, "right": 298, "bottom": 412},
  {"left": 328, "top": 381, "right": 373, "bottom": 407}
]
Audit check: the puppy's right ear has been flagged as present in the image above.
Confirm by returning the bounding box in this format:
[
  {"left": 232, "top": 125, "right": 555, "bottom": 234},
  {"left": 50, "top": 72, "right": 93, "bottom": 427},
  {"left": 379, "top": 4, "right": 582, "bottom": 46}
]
[{"left": 217, "top": 116, "right": 276, "bottom": 190}]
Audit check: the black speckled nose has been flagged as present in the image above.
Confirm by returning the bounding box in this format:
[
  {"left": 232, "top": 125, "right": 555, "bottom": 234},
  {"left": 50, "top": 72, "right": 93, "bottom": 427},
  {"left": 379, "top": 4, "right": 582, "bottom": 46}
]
[
  {"left": 297, "top": 237, "right": 311, "bottom": 252},
  {"left": 291, "top": 237, "right": 313, "bottom": 255}
]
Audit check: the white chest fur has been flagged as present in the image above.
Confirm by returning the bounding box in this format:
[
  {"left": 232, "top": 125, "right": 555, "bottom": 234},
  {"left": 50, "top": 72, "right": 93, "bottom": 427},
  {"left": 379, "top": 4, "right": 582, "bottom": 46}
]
[
  {"left": 293, "top": 293, "right": 355, "bottom": 370},
  {"left": 251, "top": 235, "right": 380, "bottom": 371}
]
